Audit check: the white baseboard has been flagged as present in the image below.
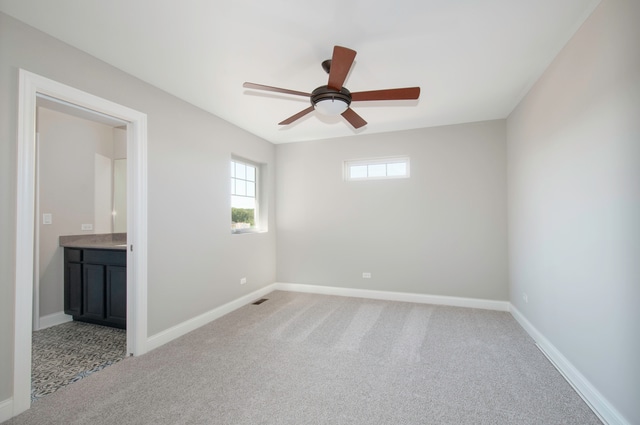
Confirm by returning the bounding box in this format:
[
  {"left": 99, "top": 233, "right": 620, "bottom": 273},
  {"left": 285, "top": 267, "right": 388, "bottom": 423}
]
[
  {"left": 510, "top": 306, "right": 629, "bottom": 425},
  {"left": 273, "top": 282, "right": 510, "bottom": 311},
  {"left": 145, "top": 282, "right": 508, "bottom": 354},
  {"left": 0, "top": 397, "right": 13, "bottom": 423},
  {"left": 38, "top": 311, "right": 72, "bottom": 330},
  {"left": 146, "top": 283, "right": 278, "bottom": 352}
]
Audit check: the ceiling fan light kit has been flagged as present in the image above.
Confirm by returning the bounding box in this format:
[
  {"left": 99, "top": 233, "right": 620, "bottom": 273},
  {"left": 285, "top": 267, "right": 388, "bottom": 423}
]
[
  {"left": 243, "top": 45, "right": 420, "bottom": 129},
  {"left": 311, "top": 86, "right": 351, "bottom": 115}
]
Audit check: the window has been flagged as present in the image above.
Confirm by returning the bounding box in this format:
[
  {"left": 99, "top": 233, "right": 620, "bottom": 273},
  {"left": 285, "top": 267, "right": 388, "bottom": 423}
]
[
  {"left": 231, "top": 158, "right": 259, "bottom": 233},
  {"left": 345, "top": 156, "right": 410, "bottom": 181}
]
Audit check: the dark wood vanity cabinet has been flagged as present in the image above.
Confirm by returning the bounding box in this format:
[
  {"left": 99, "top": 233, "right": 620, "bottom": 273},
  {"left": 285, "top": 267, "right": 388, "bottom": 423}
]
[{"left": 64, "top": 247, "right": 126, "bottom": 329}]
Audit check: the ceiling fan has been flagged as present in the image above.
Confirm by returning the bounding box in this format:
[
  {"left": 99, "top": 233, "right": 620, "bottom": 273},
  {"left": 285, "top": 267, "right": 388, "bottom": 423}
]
[{"left": 243, "top": 46, "right": 420, "bottom": 129}]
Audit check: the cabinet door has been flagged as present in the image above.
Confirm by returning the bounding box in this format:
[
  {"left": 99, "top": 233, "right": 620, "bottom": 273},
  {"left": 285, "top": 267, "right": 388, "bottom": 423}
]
[
  {"left": 106, "top": 265, "right": 127, "bottom": 327},
  {"left": 83, "top": 264, "right": 106, "bottom": 320},
  {"left": 65, "top": 262, "right": 83, "bottom": 316}
]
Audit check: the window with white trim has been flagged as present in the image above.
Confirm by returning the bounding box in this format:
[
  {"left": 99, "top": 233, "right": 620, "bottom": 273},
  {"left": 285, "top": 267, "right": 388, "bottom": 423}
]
[
  {"left": 345, "top": 156, "right": 410, "bottom": 181},
  {"left": 231, "top": 158, "right": 260, "bottom": 233}
]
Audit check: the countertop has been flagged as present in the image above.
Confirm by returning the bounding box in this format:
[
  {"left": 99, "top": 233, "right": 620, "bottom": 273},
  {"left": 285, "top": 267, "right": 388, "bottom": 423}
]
[{"left": 59, "top": 233, "right": 127, "bottom": 251}]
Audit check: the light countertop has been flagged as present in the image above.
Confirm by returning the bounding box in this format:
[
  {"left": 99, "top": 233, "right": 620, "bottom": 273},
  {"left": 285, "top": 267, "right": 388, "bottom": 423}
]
[{"left": 59, "top": 233, "right": 127, "bottom": 251}]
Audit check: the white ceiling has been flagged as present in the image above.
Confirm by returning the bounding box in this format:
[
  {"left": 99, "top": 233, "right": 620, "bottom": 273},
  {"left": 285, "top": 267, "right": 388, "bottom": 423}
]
[{"left": 1, "top": 0, "right": 600, "bottom": 144}]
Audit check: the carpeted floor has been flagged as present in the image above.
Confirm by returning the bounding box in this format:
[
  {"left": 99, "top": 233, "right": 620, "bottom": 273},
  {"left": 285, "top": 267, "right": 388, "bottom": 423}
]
[
  {"left": 7, "top": 291, "right": 602, "bottom": 425},
  {"left": 31, "top": 321, "right": 126, "bottom": 401}
]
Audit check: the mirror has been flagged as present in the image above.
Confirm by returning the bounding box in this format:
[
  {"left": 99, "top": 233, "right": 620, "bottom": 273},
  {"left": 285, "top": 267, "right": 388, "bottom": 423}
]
[{"left": 112, "top": 158, "right": 127, "bottom": 233}]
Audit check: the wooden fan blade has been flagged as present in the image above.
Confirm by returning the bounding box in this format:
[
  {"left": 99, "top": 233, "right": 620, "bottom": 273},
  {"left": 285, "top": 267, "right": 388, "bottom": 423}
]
[
  {"left": 351, "top": 87, "right": 421, "bottom": 101},
  {"left": 341, "top": 108, "right": 367, "bottom": 129},
  {"left": 279, "top": 106, "right": 315, "bottom": 125},
  {"left": 327, "top": 46, "right": 357, "bottom": 91},
  {"left": 243, "top": 82, "right": 311, "bottom": 97}
]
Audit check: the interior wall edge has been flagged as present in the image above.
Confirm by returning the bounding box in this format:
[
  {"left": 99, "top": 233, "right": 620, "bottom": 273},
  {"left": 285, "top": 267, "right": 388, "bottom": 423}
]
[{"left": 510, "top": 306, "right": 629, "bottom": 425}]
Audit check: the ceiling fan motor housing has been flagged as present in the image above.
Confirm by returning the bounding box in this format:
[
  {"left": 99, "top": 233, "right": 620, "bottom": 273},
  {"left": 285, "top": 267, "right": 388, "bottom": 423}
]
[{"left": 311, "top": 85, "right": 352, "bottom": 115}]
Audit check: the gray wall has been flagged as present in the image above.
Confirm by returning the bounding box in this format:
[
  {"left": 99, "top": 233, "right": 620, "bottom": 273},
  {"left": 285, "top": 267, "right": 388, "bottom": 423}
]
[
  {"left": 37, "top": 106, "right": 117, "bottom": 319},
  {"left": 3, "top": 1, "right": 637, "bottom": 421},
  {"left": 0, "top": 12, "right": 276, "bottom": 401},
  {"left": 506, "top": 0, "right": 640, "bottom": 423},
  {"left": 276, "top": 121, "right": 508, "bottom": 301}
]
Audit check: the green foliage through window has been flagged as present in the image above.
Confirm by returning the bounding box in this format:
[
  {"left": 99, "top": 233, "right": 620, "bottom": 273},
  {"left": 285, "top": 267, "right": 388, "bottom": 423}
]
[{"left": 232, "top": 208, "right": 255, "bottom": 226}]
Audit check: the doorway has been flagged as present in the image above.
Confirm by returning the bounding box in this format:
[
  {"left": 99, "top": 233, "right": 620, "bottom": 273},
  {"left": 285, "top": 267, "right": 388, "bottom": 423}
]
[
  {"left": 31, "top": 100, "right": 128, "bottom": 400},
  {"left": 14, "top": 70, "right": 148, "bottom": 416}
]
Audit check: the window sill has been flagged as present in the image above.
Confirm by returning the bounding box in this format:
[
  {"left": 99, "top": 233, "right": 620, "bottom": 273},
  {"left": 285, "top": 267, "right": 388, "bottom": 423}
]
[{"left": 231, "top": 228, "right": 268, "bottom": 235}]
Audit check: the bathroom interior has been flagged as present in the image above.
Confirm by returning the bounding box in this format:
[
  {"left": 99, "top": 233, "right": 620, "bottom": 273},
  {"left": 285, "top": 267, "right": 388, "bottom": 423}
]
[{"left": 32, "top": 96, "right": 128, "bottom": 400}]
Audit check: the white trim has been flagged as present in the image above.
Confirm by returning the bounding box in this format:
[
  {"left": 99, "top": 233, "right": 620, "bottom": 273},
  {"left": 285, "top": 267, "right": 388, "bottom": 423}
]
[
  {"left": 37, "top": 312, "right": 72, "bottom": 330},
  {"left": 510, "top": 305, "right": 629, "bottom": 425},
  {"left": 273, "top": 282, "right": 510, "bottom": 311},
  {"left": 0, "top": 398, "right": 13, "bottom": 423},
  {"left": 14, "top": 69, "right": 148, "bottom": 417},
  {"left": 146, "top": 284, "right": 278, "bottom": 352},
  {"left": 33, "top": 134, "right": 40, "bottom": 331},
  {"left": 126, "top": 103, "right": 148, "bottom": 357},
  {"left": 14, "top": 68, "right": 37, "bottom": 417}
]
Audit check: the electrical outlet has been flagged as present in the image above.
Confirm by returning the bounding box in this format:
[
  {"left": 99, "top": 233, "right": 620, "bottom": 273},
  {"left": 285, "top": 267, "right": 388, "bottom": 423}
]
[
  {"left": 42, "top": 213, "right": 52, "bottom": 225},
  {"left": 81, "top": 224, "right": 93, "bottom": 231},
  {"left": 240, "top": 277, "right": 247, "bottom": 285},
  {"left": 362, "top": 272, "right": 371, "bottom": 279},
  {"left": 522, "top": 292, "right": 528, "bottom": 303}
]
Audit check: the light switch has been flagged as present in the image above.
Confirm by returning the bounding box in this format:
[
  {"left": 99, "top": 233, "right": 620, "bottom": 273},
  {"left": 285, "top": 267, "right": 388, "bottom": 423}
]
[{"left": 42, "top": 213, "right": 52, "bottom": 225}]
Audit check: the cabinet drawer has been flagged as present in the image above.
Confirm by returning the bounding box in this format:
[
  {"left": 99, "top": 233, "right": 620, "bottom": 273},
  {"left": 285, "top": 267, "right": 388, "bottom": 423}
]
[
  {"left": 65, "top": 248, "right": 82, "bottom": 262},
  {"left": 84, "top": 249, "right": 126, "bottom": 266}
]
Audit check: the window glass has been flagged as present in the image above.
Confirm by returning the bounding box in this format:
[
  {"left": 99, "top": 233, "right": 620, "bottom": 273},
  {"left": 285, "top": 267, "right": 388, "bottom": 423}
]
[
  {"left": 345, "top": 157, "right": 410, "bottom": 181},
  {"left": 231, "top": 158, "right": 259, "bottom": 232},
  {"left": 387, "top": 162, "right": 407, "bottom": 176},
  {"left": 246, "top": 166, "right": 255, "bottom": 182},
  {"left": 235, "top": 162, "right": 246, "bottom": 180},
  {"left": 368, "top": 164, "right": 386, "bottom": 177},
  {"left": 350, "top": 165, "right": 368, "bottom": 179}
]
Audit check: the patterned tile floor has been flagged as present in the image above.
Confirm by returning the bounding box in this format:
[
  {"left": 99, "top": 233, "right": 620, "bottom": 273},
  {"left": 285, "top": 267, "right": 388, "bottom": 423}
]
[{"left": 31, "top": 321, "right": 126, "bottom": 402}]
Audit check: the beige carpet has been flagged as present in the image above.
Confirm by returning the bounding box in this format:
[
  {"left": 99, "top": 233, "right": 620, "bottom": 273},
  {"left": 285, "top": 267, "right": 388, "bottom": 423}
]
[{"left": 5, "top": 291, "right": 601, "bottom": 424}]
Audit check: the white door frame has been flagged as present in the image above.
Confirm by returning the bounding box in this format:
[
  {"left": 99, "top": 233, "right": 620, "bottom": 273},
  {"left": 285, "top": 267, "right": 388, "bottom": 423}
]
[{"left": 14, "top": 69, "right": 148, "bottom": 415}]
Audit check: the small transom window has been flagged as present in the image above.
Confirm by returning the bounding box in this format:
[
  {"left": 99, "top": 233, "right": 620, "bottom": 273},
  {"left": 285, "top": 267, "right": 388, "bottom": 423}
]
[{"left": 345, "top": 157, "right": 410, "bottom": 181}]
